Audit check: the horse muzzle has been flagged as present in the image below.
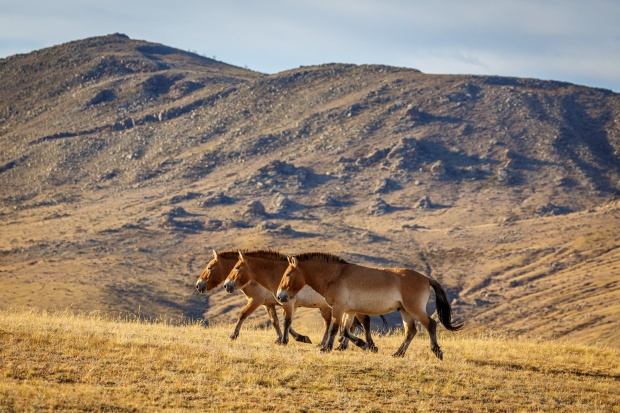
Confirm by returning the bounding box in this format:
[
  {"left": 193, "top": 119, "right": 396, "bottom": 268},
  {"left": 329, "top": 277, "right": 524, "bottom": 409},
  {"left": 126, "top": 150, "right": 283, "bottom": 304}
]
[
  {"left": 223, "top": 280, "right": 235, "bottom": 294},
  {"left": 277, "top": 289, "right": 290, "bottom": 303},
  {"left": 196, "top": 279, "right": 206, "bottom": 293}
]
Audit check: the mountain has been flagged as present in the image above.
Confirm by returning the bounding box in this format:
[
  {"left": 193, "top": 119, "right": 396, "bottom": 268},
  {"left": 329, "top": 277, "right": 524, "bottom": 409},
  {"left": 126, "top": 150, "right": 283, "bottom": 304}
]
[{"left": 1, "top": 34, "right": 619, "bottom": 346}]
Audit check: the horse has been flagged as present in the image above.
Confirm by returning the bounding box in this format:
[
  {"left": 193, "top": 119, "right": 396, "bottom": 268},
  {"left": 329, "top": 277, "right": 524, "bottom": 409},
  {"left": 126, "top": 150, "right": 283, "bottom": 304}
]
[
  {"left": 195, "top": 249, "right": 313, "bottom": 344},
  {"left": 223, "top": 250, "right": 382, "bottom": 351},
  {"left": 276, "top": 252, "right": 463, "bottom": 359}
]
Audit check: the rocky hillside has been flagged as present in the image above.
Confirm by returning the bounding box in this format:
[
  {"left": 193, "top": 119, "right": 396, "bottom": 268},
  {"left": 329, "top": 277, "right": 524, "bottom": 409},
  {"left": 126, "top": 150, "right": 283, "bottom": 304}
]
[{"left": 1, "top": 34, "right": 619, "bottom": 346}]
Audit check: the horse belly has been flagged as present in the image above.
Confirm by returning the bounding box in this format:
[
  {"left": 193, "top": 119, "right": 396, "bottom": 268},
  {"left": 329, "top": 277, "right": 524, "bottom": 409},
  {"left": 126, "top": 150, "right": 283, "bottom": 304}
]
[
  {"left": 295, "top": 285, "right": 328, "bottom": 308},
  {"left": 347, "top": 290, "right": 401, "bottom": 315}
]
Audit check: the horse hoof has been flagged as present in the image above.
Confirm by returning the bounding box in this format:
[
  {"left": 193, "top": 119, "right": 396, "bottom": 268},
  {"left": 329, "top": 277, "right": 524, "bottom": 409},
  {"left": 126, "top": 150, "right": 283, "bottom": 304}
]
[
  {"left": 230, "top": 333, "right": 239, "bottom": 340},
  {"left": 303, "top": 337, "right": 312, "bottom": 344},
  {"left": 275, "top": 338, "right": 283, "bottom": 345},
  {"left": 320, "top": 347, "right": 332, "bottom": 354},
  {"left": 335, "top": 344, "right": 347, "bottom": 351},
  {"left": 392, "top": 352, "right": 405, "bottom": 358}
]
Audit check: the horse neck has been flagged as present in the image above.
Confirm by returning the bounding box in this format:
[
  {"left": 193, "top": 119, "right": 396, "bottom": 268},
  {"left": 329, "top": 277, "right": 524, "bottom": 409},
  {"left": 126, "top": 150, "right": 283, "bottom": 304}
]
[
  {"left": 221, "top": 257, "right": 237, "bottom": 272},
  {"left": 217, "top": 258, "right": 238, "bottom": 284},
  {"left": 299, "top": 260, "right": 341, "bottom": 296},
  {"left": 248, "top": 258, "right": 287, "bottom": 293}
]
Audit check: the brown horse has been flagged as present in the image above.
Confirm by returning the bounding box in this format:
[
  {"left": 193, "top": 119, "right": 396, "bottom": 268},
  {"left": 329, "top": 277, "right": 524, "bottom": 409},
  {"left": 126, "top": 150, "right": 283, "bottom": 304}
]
[
  {"left": 223, "top": 250, "right": 380, "bottom": 351},
  {"left": 276, "top": 253, "right": 463, "bottom": 359},
  {"left": 195, "top": 249, "right": 311, "bottom": 344}
]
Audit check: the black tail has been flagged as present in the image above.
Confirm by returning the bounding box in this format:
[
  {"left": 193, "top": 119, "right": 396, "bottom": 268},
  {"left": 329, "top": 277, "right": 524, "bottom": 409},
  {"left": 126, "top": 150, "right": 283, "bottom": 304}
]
[
  {"left": 430, "top": 279, "right": 463, "bottom": 331},
  {"left": 379, "top": 315, "right": 389, "bottom": 331}
]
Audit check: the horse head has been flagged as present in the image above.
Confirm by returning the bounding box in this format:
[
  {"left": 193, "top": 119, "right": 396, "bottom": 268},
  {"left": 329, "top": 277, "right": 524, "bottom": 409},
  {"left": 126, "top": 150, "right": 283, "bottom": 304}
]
[
  {"left": 277, "top": 256, "right": 306, "bottom": 302},
  {"left": 196, "top": 250, "right": 229, "bottom": 293},
  {"left": 223, "top": 251, "right": 253, "bottom": 293}
]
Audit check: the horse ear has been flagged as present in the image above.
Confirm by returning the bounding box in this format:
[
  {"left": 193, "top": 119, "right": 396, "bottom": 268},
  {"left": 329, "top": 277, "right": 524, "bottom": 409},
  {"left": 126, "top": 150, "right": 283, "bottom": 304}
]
[
  {"left": 288, "top": 256, "right": 298, "bottom": 267},
  {"left": 238, "top": 251, "right": 245, "bottom": 261},
  {"left": 212, "top": 250, "right": 218, "bottom": 260}
]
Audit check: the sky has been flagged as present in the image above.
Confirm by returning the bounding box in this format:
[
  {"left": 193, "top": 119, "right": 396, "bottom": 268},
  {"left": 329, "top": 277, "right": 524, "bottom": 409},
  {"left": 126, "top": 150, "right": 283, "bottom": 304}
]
[{"left": 1, "top": 0, "right": 619, "bottom": 92}]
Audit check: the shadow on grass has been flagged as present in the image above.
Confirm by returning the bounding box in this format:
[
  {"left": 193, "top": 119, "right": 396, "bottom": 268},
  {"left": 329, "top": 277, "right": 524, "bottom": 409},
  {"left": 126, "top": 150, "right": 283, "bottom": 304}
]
[{"left": 468, "top": 358, "right": 620, "bottom": 380}]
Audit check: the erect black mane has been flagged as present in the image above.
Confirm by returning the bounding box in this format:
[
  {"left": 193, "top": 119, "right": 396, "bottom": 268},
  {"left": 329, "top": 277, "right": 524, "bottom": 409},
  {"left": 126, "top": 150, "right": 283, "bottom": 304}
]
[
  {"left": 217, "top": 250, "right": 241, "bottom": 259},
  {"left": 242, "top": 249, "right": 288, "bottom": 261},
  {"left": 217, "top": 249, "right": 287, "bottom": 261},
  {"left": 294, "top": 252, "right": 348, "bottom": 264}
]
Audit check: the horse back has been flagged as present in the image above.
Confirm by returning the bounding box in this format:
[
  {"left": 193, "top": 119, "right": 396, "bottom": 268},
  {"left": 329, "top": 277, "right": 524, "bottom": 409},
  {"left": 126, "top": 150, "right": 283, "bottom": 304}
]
[{"left": 334, "top": 265, "right": 431, "bottom": 309}]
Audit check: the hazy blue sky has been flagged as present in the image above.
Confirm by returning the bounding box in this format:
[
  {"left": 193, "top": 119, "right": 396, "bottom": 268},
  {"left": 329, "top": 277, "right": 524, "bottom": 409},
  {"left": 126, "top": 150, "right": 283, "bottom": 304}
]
[{"left": 1, "top": 0, "right": 619, "bottom": 92}]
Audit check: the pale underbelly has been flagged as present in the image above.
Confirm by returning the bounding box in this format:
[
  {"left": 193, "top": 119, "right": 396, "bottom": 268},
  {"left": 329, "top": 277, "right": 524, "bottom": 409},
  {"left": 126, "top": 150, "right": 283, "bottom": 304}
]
[
  {"left": 345, "top": 296, "right": 402, "bottom": 315},
  {"left": 295, "top": 285, "right": 328, "bottom": 308}
]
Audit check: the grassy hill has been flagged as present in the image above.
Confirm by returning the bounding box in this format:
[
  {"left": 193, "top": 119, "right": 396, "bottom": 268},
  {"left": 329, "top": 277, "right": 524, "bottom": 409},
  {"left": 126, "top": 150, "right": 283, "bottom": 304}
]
[
  {"left": 1, "top": 34, "right": 619, "bottom": 348},
  {"left": 1, "top": 310, "right": 618, "bottom": 412}
]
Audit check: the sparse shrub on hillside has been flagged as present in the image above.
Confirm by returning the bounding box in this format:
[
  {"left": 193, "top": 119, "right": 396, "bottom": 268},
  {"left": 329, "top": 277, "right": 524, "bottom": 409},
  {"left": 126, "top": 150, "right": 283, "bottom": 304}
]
[
  {"left": 367, "top": 198, "right": 391, "bottom": 215},
  {"left": 244, "top": 200, "right": 266, "bottom": 217},
  {"left": 373, "top": 177, "right": 401, "bottom": 194},
  {"left": 160, "top": 207, "right": 204, "bottom": 232},
  {"left": 198, "top": 192, "right": 236, "bottom": 207},
  {"left": 86, "top": 89, "right": 116, "bottom": 106}
]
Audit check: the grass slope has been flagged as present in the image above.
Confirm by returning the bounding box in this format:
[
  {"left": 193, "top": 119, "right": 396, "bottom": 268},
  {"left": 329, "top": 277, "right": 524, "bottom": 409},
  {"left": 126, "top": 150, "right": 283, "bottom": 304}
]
[{"left": 1, "top": 310, "right": 618, "bottom": 412}]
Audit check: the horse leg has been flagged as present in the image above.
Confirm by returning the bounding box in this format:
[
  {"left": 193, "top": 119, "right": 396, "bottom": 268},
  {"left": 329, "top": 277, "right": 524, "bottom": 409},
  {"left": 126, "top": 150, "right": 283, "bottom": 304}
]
[
  {"left": 280, "top": 301, "right": 293, "bottom": 345},
  {"left": 357, "top": 313, "right": 379, "bottom": 353},
  {"left": 288, "top": 326, "right": 311, "bottom": 343},
  {"left": 230, "top": 298, "right": 262, "bottom": 340},
  {"left": 281, "top": 301, "right": 312, "bottom": 345},
  {"left": 341, "top": 313, "right": 367, "bottom": 349},
  {"left": 322, "top": 307, "right": 345, "bottom": 353},
  {"left": 416, "top": 310, "right": 442, "bottom": 360},
  {"left": 393, "top": 309, "right": 417, "bottom": 357},
  {"left": 403, "top": 291, "right": 443, "bottom": 360},
  {"left": 318, "top": 305, "right": 332, "bottom": 350},
  {"left": 264, "top": 304, "right": 283, "bottom": 344},
  {"left": 335, "top": 313, "right": 354, "bottom": 351}
]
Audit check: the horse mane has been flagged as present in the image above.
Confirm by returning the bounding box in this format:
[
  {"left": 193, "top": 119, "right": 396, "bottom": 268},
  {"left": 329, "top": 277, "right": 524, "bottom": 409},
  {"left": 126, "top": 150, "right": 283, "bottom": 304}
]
[
  {"left": 216, "top": 249, "right": 287, "bottom": 261},
  {"left": 241, "top": 249, "right": 288, "bottom": 261},
  {"left": 217, "top": 250, "right": 241, "bottom": 259},
  {"left": 294, "top": 252, "right": 348, "bottom": 264}
]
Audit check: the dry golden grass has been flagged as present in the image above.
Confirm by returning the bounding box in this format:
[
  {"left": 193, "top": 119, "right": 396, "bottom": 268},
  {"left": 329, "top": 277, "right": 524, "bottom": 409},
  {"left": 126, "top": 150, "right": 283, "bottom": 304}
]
[{"left": 1, "top": 310, "right": 618, "bottom": 412}]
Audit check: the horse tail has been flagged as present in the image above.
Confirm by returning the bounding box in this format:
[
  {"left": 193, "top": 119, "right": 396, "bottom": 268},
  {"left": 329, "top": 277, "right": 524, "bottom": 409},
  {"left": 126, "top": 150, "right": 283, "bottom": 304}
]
[
  {"left": 379, "top": 315, "right": 389, "bottom": 331},
  {"left": 429, "top": 278, "right": 464, "bottom": 331}
]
